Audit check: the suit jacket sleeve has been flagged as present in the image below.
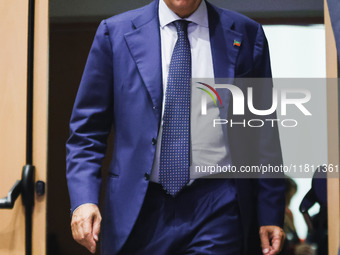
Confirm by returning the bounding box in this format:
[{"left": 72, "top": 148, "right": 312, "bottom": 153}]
[
  {"left": 252, "top": 24, "right": 286, "bottom": 227},
  {"left": 66, "top": 20, "right": 113, "bottom": 213}
]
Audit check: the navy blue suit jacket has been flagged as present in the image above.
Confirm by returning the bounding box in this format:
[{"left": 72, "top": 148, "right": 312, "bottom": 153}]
[{"left": 66, "top": 1, "right": 285, "bottom": 254}]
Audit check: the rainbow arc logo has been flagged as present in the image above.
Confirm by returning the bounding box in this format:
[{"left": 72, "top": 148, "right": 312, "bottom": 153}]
[{"left": 196, "top": 82, "right": 223, "bottom": 107}]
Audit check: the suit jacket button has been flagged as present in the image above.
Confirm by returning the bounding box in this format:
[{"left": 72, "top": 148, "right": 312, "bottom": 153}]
[
  {"left": 144, "top": 172, "right": 150, "bottom": 180},
  {"left": 152, "top": 138, "right": 157, "bottom": 145}
]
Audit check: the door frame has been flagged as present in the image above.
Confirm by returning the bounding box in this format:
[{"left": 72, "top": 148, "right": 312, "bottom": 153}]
[{"left": 325, "top": 0, "right": 340, "bottom": 254}]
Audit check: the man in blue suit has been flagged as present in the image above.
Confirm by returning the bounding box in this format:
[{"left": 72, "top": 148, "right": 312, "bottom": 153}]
[{"left": 66, "top": 0, "right": 286, "bottom": 254}]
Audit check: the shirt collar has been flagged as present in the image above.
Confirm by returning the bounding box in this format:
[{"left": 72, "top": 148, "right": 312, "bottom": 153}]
[{"left": 159, "top": 0, "right": 209, "bottom": 28}]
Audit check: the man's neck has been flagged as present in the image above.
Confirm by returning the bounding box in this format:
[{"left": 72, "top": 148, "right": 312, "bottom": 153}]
[{"left": 163, "top": 0, "right": 202, "bottom": 18}]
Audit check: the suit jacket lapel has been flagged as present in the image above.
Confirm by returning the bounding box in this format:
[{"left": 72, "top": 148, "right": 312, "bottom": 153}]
[
  {"left": 207, "top": 1, "right": 243, "bottom": 119},
  {"left": 207, "top": 1, "right": 243, "bottom": 79},
  {"left": 124, "top": 1, "right": 163, "bottom": 111}
]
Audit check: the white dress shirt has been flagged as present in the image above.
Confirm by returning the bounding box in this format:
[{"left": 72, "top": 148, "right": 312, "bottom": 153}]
[{"left": 150, "top": 0, "right": 232, "bottom": 182}]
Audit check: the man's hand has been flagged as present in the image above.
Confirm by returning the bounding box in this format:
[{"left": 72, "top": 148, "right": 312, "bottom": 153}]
[
  {"left": 71, "top": 203, "right": 102, "bottom": 254},
  {"left": 259, "top": 226, "right": 285, "bottom": 255}
]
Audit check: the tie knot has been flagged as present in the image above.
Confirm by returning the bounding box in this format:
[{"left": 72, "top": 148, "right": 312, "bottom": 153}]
[{"left": 173, "top": 20, "right": 189, "bottom": 33}]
